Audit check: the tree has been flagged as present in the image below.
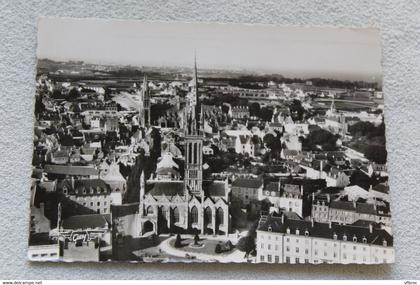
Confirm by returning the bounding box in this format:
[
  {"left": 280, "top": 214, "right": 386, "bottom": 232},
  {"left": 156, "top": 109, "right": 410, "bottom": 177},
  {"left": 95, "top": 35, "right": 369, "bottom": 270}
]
[
  {"left": 303, "top": 129, "right": 338, "bottom": 151},
  {"left": 364, "top": 145, "right": 387, "bottom": 164},
  {"left": 289, "top": 99, "right": 305, "bottom": 121},
  {"left": 249, "top": 102, "right": 260, "bottom": 118},
  {"left": 236, "top": 236, "right": 255, "bottom": 254},
  {"left": 350, "top": 170, "right": 372, "bottom": 190},
  {"left": 215, "top": 243, "right": 222, "bottom": 254},
  {"left": 259, "top": 107, "right": 273, "bottom": 122},
  {"left": 150, "top": 127, "right": 162, "bottom": 159},
  {"left": 221, "top": 104, "right": 230, "bottom": 114},
  {"left": 174, "top": 234, "right": 182, "bottom": 248},
  {"left": 194, "top": 233, "right": 200, "bottom": 245},
  {"left": 51, "top": 89, "right": 64, "bottom": 99},
  {"left": 349, "top": 121, "right": 376, "bottom": 137},
  {"left": 67, "top": 88, "right": 80, "bottom": 100}
]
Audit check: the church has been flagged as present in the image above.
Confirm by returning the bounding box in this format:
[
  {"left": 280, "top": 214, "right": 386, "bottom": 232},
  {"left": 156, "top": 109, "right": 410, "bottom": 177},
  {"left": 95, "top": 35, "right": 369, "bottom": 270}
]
[{"left": 137, "top": 57, "right": 231, "bottom": 236}]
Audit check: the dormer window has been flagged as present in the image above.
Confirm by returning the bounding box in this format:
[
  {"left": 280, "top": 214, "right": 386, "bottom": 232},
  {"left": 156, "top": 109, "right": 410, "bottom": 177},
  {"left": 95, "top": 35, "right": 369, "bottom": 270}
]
[
  {"left": 295, "top": 229, "right": 300, "bottom": 235},
  {"left": 362, "top": 237, "right": 367, "bottom": 244},
  {"left": 383, "top": 240, "right": 387, "bottom": 247},
  {"left": 343, "top": 234, "right": 347, "bottom": 241},
  {"left": 83, "top": 188, "right": 86, "bottom": 194},
  {"left": 304, "top": 230, "right": 309, "bottom": 237},
  {"left": 90, "top": 188, "right": 94, "bottom": 194},
  {"left": 268, "top": 226, "right": 272, "bottom": 232},
  {"left": 333, "top": 233, "right": 337, "bottom": 240},
  {"left": 353, "top": 236, "right": 357, "bottom": 242},
  {"left": 286, "top": 227, "right": 290, "bottom": 234}
]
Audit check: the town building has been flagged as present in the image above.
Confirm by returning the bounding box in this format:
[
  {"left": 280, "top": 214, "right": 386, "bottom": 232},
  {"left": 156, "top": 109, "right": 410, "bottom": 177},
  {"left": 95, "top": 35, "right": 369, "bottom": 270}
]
[
  {"left": 256, "top": 214, "right": 394, "bottom": 264},
  {"left": 231, "top": 177, "right": 264, "bottom": 207}
]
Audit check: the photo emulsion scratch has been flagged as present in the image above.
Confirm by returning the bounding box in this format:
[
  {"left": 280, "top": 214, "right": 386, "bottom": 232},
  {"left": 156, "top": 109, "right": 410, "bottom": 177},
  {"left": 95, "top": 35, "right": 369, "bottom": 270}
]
[{"left": 28, "top": 17, "right": 393, "bottom": 264}]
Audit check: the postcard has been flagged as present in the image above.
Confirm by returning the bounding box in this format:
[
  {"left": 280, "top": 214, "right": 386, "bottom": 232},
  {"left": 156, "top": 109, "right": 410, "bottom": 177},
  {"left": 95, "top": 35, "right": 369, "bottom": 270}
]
[{"left": 29, "top": 17, "right": 392, "bottom": 263}]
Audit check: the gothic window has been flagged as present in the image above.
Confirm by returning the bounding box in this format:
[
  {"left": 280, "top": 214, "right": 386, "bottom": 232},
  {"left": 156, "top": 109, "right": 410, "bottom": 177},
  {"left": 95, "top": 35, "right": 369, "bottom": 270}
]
[
  {"left": 159, "top": 207, "right": 167, "bottom": 221},
  {"left": 190, "top": 206, "right": 199, "bottom": 224},
  {"left": 193, "top": 143, "right": 198, "bottom": 164},
  {"left": 173, "top": 207, "right": 180, "bottom": 224},
  {"left": 216, "top": 207, "right": 224, "bottom": 225},
  {"left": 188, "top": 144, "right": 192, "bottom": 164},
  {"left": 204, "top": 207, "right": 212, "bottom": 225}
]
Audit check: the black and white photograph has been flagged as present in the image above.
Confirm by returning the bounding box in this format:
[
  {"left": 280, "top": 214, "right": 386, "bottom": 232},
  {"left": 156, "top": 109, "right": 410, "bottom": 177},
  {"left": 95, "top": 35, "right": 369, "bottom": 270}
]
[{"left": 29, "top": 17, "right": 393, "bottom": 264}]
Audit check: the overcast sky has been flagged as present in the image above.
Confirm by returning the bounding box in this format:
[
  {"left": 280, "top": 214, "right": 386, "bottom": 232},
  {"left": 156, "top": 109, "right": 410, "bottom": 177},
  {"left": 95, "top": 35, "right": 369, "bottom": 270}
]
[{"left": 37, "top": 17, "right": 382, "bottom": 82}]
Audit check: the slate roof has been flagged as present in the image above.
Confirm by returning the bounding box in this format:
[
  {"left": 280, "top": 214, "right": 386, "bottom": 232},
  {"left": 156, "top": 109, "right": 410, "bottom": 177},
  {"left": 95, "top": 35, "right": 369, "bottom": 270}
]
[
  {"left": 203, "top": 181, "right": 226, "bottom": 197},
  {"left": 44, "top": 164, "right": 99, "bottom": 176},
  {"left": 231, "top": 178, "right": 263, "bottom": 189},
  {"left": 330, "top": 201, "right": 356, "bottom": 211},
  {"left": 356, "top": 203, "right": 377, "bottom": 215},
  {"left": 372, "top": 183, "right": 389, "bottom": 194},
  {"left": 111, "top": 203, "right": 140, "bottom": 218},
  {"left": 146, "top": 181, "right": 184, "bottom": 197},
  {"left": 62, "top": 214, "right": 111, "bottom": 230},
  {"left": 57, "top": 179, "right": 111, "bottom": 196},
  {"left": 28, "top": 232, "right": 57, "bottom": 246}
]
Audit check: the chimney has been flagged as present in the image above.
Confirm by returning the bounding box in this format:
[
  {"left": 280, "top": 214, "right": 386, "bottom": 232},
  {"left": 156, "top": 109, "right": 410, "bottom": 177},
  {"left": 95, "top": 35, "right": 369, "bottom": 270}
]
[
  {"left": 311, "top": 217, "right": 314, "bottom": 228},
  {"left": 278, "top": 179, "right": 281, "bottom": 192},
  {"left": 369, "top": 223, "right": 373, "bottom": 234},
  {"left": 281, "top": 213, "right": 285, "bottom": 224},
  {"left": 353, "top": 200, "right": 356, "bottom": 209},
  {"left": 327, "top": 194, "right": 330, "bottom": 203},
  {"left": 328, "top": 220, "right": 332, "bottom": 229},
  {"left": 312, "top": 192, "right": 315, "bottom": 201},
  {"left": 57, "top": 202, "right": 62, "bottom": 230},
  {"left": 300, "top": 185, "right": 303, "bottom": 196},
  {"left": 369, "top": 184, "right": 373, "bottom": 191},
  {"left": 140, "top": 171, "right": 145, "bottom": 199},
  {"left": 319, "top": 160, "right": 323, "bottom": 179},
  {"left": 225, "top": 177, "right": 230, "bottom": 201},
  {"left": 71, "top": 176, "right": 75, "bottom": 190}
]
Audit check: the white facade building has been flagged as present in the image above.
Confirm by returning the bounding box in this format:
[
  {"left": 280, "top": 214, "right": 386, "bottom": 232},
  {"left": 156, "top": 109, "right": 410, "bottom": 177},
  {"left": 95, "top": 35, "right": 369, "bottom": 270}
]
[{"left": 256, "top": 214, "right": 394, "bottom": 264}]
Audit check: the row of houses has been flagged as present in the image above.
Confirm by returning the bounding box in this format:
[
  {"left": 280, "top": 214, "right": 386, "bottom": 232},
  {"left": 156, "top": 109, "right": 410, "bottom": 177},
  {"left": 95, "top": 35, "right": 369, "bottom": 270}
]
[{"left": 256, "top": 213, "right": 394, "bottom": 264}]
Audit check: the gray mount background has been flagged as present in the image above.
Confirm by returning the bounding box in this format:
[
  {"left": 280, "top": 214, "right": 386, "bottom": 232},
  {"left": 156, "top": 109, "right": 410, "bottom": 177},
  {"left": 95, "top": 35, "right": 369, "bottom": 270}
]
[{"left": 0, "top": 0, "right": 419, "bottom": 280}]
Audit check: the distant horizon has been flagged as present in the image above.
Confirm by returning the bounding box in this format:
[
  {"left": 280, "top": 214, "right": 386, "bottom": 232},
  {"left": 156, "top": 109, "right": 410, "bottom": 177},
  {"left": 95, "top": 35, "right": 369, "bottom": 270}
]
[
  {"left": 37, "top": 18, "right": 383, "bottom": 83},
  {"left": 37, "top": 57, "right": 381, "bottom": 85}
]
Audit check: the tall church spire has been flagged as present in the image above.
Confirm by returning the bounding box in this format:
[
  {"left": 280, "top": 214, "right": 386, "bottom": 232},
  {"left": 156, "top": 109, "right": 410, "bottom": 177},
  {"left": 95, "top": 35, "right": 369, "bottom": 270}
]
[{"left": 184, "top": 52, "right": 203, "bottom": 196}]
